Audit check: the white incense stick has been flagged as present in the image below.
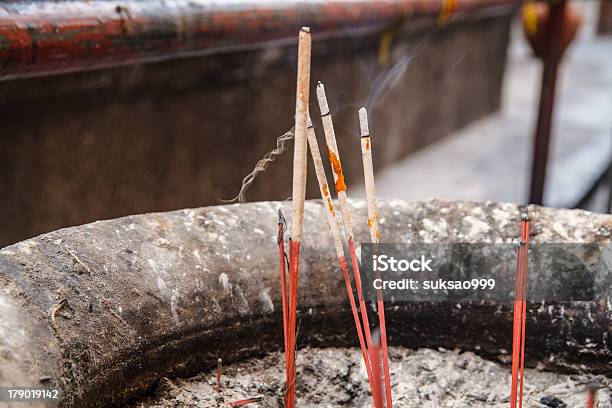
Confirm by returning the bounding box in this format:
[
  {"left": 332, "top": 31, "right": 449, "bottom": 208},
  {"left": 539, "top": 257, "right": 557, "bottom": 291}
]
[
  {"left": 316, "top": 82, "right": 354, "bottom": 240},
  {"left": 316, "top": 82, "right": 374, "bottom": 353},
  {"left": 286, "top": 27, "right": 311, "bottom": 408},
  {"left": 306, "top": 114, "right": 376, "bottom": 393},
  {"left": 359, "top": 106, "right": 393, "bottom": 408},
  {"left": 306, "top": 115, "right": 344, "bottom": 258},
  {"left": 291, "top": 26, "right": 311, "bottom": 242},
  {"left": 359, "top": 107, "right": 380, "bottom": 243}
]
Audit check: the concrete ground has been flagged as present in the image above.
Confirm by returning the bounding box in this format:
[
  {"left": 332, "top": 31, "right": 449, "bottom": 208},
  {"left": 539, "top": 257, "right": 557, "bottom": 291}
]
[{"left": 367, "top": 2, "right": 612, "bottom": 213}]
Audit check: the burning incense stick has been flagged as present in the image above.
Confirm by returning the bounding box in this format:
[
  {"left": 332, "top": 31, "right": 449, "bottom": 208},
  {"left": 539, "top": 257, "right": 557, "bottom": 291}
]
[
  {"left": 510, "top": 212, "right": 531, "bottom": 408},
  {"left": 286, "top": 26, "right": 311, "bottom": 408},
  {"left": 359, "top": 107, "right": 393, "bottom": 408},
  {"left": 359, "top": 108, "right": 380, "bottom": 244},
  {"left": 306, "top": 115, "right": 376, "bottom": 395},
  {"left": 316, "top": 83, "right": 374, "bottom": 355}
]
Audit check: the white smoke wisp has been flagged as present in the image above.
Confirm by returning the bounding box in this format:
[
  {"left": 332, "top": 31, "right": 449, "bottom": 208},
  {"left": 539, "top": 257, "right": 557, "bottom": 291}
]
[{"left": 366, "top": 53, "right": 415, "bottom": 111}]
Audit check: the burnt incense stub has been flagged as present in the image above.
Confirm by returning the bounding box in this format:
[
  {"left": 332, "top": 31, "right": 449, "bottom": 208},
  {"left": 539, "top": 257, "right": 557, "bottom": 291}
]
[{"left": 0, "top": 199, "right": 610, "bottom": 407}]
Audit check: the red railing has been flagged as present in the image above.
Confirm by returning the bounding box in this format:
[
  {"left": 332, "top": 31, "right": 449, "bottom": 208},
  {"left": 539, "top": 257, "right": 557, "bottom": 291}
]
[{"left": 0, "top": 0, "right": 518, "bottom": 80}]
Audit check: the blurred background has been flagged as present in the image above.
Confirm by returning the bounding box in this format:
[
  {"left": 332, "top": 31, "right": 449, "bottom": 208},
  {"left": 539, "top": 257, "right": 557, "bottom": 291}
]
[{"left": 0, "top": 0, "right": 610, "bottom": 248}]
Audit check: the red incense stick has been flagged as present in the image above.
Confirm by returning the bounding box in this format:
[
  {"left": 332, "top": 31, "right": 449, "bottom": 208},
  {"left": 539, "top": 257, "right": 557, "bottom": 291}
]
[
  {"left": 316, "top": 82, "right": 375, "bottom": 356},
  {"left": 278, "top": 210, "right": 289, "bottom": 358},
  {"left": 227, "top": 395, "right": 264, "bottom": 407},
  {"left": 518, "top": 215, "right": 531, "bottom": 407},
  {"left": 216, "top": 358, "right": 222, "bottom": 393},
  {"left": 586, "top": 386, "right": 596, "bottom": 408},
  {"left": 306, "top": 114, "right": 376, "bottom": 396},
  {"left": 285, "top": 26, "right": 311, "bottom": 408},
  {"left": 510, "top": 212, "right": 531, "bottom": 408},
  {"left": 369, "top": 335, "right": 384, "bottom": 408}
]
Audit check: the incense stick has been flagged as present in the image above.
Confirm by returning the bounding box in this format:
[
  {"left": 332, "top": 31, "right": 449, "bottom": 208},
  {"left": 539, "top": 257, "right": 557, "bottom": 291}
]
[
  {"left": 359, "top": 107, "right": 393, "bottom": 408},
  {"left": 277, "top": 210, "right": 289, "bottom": 361},
  {"left": 306, "top": 114, "right": 376, "bottom": 396},
  {"left": 290, "top": 31, "right": 310, "bottom": 242},
  {"left": 586, "top": 386, "right": 596, "bottom": 408},
  {"left": 510, "top": 212, "right": 531, "bottom": 408},
  {"left": 286, "top": 26, "right": 311, "bottom": 408},
  {"left": 359, "top": 108, "right": 380, "bottom": 245},
  {"left": 216, "top": 358, "right": 222, "bottom": 393},
  {"left": 517, "top": 213, "right": 531, "bottom": 408},
  {"left": 511, "top": 216, "right": 529, "bottom": 408},
  {"left": 510, "top": 227, "right": 522, "bottom": 408},
  {"left": 369, "top": 334, "right": 383, "bottom": 408},
  {"left": 227, "top": 395, "right": 264, "bottom": 407},
  {"left": 316, "top": 83, "right": 375, "bottom": 357}
]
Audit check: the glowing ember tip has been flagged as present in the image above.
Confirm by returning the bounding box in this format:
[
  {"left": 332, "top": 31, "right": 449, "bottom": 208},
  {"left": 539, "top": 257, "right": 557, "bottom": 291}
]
[{"left": 359, "top": 107, "right": 369, "bottom": 138}]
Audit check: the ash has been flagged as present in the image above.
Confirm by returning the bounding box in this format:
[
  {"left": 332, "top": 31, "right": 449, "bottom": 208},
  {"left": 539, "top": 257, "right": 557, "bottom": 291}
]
[{"left": 133, "top": 348, "right": 611, "bottom": 407}]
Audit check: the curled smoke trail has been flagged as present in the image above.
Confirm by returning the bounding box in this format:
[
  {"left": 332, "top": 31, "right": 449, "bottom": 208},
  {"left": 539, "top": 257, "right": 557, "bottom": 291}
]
[
  {"left": 223, "top": 127, "right": 295, "bottom": 203},
  {"left": 366, "top": 53, "right": 415, "bottom": 111},
  {"left": 225, "top": 55, "right": 416, "bottom": 203},
  {"left": 225, "top": 40, "right": 419, "bottom": 203}
]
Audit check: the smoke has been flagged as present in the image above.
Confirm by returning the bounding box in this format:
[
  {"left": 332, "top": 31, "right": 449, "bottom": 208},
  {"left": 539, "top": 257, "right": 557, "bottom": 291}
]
[
  {"left": 225, "top": 24, "right": 476, "bottom": 203},
  {"left": 223, "top": 128, "right": 295, "bottom": 203},
  {"left": 366, "top": 53, "right": 415, "bottom": 111}
]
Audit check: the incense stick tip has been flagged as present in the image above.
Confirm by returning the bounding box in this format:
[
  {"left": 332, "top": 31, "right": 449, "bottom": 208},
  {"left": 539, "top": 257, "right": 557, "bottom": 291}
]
[
  {"left": 316, "top": 83, "right": 329, "bottom": 115},
  {"left": 358, "top": 107, "right": 369, "bottom": 137},
  {"left": 300, "top": 26, "right": 310, "bottom": 33},
  {"left": 278, "top": 208, "right": 286, "bottom": 225}
]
